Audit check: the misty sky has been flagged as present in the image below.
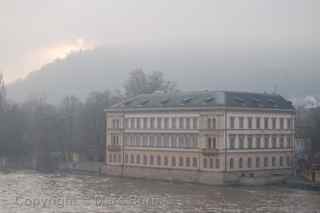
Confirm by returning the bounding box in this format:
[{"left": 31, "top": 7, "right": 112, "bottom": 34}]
[{"left": 1, "top": 0, "right": 319, "bottom": 83}]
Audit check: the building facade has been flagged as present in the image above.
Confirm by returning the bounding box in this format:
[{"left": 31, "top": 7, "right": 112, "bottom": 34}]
[{"left": 103, "top": 91, "right": 295, "bottom": 185}]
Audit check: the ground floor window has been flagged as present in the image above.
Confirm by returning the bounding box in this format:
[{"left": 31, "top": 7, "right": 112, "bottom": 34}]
[
  {"left": 230, "top": 158, "right": 234, "bottom": 169},
  {"left": 203, "top": 158, "right": 207, "bottom": 168}
]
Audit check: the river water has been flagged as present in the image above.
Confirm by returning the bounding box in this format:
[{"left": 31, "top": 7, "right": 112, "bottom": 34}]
[{"left": 0, "top": 171, "right": 319, "bottom": 213}]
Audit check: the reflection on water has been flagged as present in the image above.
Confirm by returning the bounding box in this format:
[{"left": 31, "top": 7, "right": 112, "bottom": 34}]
[{"left": 0, "top": 171, "right": 319, "bottom": 213}]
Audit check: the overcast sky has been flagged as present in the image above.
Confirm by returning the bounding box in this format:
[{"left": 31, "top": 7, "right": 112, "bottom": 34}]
[{"left": 1, "top": 0, "right": 318, "bottom": 83}]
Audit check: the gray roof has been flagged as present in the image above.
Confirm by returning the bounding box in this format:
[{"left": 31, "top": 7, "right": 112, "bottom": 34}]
[{"left": 107, "top": 91, "right": 295, "bottom": 111}]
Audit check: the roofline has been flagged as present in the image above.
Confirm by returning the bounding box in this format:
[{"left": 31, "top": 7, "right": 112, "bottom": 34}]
[{"left": 104, "top": 106, "right": 295, "bottom": 114}]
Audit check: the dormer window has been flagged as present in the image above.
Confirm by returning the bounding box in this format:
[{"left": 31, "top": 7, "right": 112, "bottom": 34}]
[{"left": 182, "top": 97, "right": 192, "bottom": 104}]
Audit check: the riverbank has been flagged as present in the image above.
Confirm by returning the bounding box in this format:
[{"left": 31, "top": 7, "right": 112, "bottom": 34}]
[
  {"left": 2, "top": 161, "right": 320, "bottom": 191},
  {"left": 286, "top": 176, "right": 320, "bottom": 191},
  {"left": 57, "top": 161, "right": 104, "bottom": 175}
]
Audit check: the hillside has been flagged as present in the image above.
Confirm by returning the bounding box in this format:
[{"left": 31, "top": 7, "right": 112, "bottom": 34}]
[{"left": 7, "top": 45, "right": 320, "bottom": 103}]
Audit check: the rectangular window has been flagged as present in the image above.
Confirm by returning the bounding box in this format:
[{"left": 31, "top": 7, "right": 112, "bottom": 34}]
[
  {"left": 179, "top": 157, "right": 184, "bottom": 167},
  {"left": 171, "top": 135, "right": 177, "bottom": 148},
  {"left": 207, "top": 118, "right": 211, "bottom": 129},
  {"left": 149, "top": 135, "right": 155, "bottom": 147},
  {"left": 124, "top": 135, "right": 128, "bottom": 146},
  {"left": 143, "top": 155, "right": 147, "bottom": 165},
  {"left": 248, "top": 117, "right": 252, "bottom": 129},
  {"left": 179, "top": 135, "right": 185, "bottom": 148},
  {"left": 239, "top": 135, "right": 244, "bottom": 149},
  {"left": 248, "top": 158, "right": 252, "bottom": 168},
  {"left": 256, "top": 117, "right": 260, "bottom": 129},
  {"left": 247, "top": 135, "right": 253, "bottom": 149},
  {"left": 157, "top": 117, "right": 162, "bottom": 129},
  {"left": 143, "top": 135, "right": 148, "bottom": 146},
  {"left": 239, "top": 117, "right": 244, "bottom": 129},
  {"left": 272, "top": 157, "right": 276, "bottom": 167},
  {"left": 186, "top": 157, "right": 190, "bottom": 167},
  {"left": 280, "top": 136, "right": 284, "bottom": 148},
  {"left": 135, "top": 135, "right": 141, "bottom": 146},
  {"left": 272, "top": 118, "right": 276, "bottom": 129},
  {"left": 229, "top": 135, "right": 235, "bottom": 149},
  {"left": 256, "top": 136, "right": 261, "bottom": 149},
  {"left": 192, "top": 157, "right": 197, "bottom": 168},
  {"left": 185, "top": 135, "right": 191, "bottom": 148},
  {"left": 210, "top": 158, "right": 214, "bottom": 168},
  {"left": 287, "top": 118, "right": 292, "bottom": 129},
  {"left": 164, "top": 118, "right": 169, "bottom": 129},
  {"left": 286, "top": 156, "right": 290, "bottom": 167},
  {"left": 125, "top": 118, "right": 129, "bottom": 128},
  {"left": 256, "top": 157, "right": 260, "bottom": 168},
  {"left": 215, "top": 159, "right": 220, "bottom": 169},
  {"left": 172, "top": 118, "right": 176, "bottom": 129},
  {"left": 230, "top": 117, "right": 235, "bottom": 129},
  {"left": 193, "top": 117, "right": 198, "bottom": 129},
  {"left": 264, "top": 157, "right": 268, "bottom": 167},
  {"left": 264, "top": 135, "right": 269, "bottom": 148},
  {"left": 130, "top": 118, "right": 135, "bottom": 129},
  {"left": 113, "top": 119, "right": 120, "bottom": 128},
  {"left": 136, "top": 118, "right": 140, "bottom": 129},
  {"left": 186, "top": 118, "right": 190, "bottom": 129},
  {"left": 192, "top": 135, "right": 198, "bottom": 148},
  {"left": 164, "top": 156, "right": 168, "bottom": 166},
  {"left": 156, "top": 135, "right": 162, "bottom": 147},
  {"left": 272, "top": 136, "right": 277, "bottom": 148},
  {"left": 203, "top": 158, "right": 207, "bottom": 168},
  {"left": 264, "top": 118, "right": 269, "bottom": 129},
  {"left": 143, "top": 118, "right": 148, "bottom": 129},
  {"left": 179, "top": 117, "right": 184, "bottom": 129},
  {"left": 164, "top": 135, "right": 169, "bottom": 147},
  {"left": 212, "top": 118, "right": 216, "bottom": 129},
  {"left": 280, "top": 118, "right": 284, "bottom": 129},
  {"left": 287, "top": 135, "right": 291, "bottom": 148},
  {"left": 171, "top": 157, "right": 176, "bottom": 167},
  {"left": 150, "top": 118, "right": 155, "bottom": 129},
  {"left": 150, "top": 155, "right": 154, "bottom": 165},
  {"left": 125, "top": 154, "right": 128, "bottom": 163}
]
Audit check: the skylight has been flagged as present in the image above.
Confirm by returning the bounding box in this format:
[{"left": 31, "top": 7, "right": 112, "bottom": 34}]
[
  {"left": 234, "top": 97, "right": 244, "bottom": 103},
  {"left": 140, "top": 100, "right": 149, "bottom": 105},
  {"left": 204, "top": 96, "right": 215, "bottom": 103},
  {"left": 161, "top": 98, "right": 170, "bottom": 104},
  {"left": 124, "top": 100, "right": 134, "bottom": 105},
  {"left": 182, "top": 97, "right": 192, "bottom": 104}
]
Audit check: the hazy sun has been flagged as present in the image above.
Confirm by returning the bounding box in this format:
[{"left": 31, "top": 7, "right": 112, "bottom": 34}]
[
  {"left": 44, "top": 38, "right": 95, "bottom": 60},
  {"left": 22, "top": 38, "right": 96, "bottom": 79}
]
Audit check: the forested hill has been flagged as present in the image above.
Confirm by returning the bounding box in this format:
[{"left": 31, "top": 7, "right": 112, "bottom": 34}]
[{"left": 7, "top": 45, "right": 320, "bottom": 104}]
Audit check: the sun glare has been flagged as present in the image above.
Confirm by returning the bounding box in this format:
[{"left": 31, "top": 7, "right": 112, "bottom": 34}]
[{"left": 45, "top": 38, "right": 95, "bottom": 60}]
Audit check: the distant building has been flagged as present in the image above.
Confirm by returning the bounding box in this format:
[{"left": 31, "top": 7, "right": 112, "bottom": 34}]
[{"left": 103, "top": 91, "right": 295, "bottom": 185}]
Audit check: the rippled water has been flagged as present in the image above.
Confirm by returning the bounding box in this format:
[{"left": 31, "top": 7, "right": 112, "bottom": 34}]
[{"left": 0, "top": 171, "right": 319, "bottom": 213}]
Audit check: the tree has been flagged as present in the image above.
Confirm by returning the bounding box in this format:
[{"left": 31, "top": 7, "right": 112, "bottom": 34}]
[
  {"left": 124, "top": 69, "right": 176, "bottom": 97},
  {"left": 0, "top": 73, "right": 6, "bottom": 112},
  {"left": 59, "top": 96, "right": 83, "bottom": 160}
]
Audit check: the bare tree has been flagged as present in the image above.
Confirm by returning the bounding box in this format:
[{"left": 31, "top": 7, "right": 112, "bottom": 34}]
[{"left": 124, "top": 69, "right": 176, "bottom": 97}]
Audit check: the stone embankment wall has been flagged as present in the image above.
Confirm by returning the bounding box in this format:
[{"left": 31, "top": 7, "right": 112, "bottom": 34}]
[{"left": 103, "top": 165, "right": 291, "bottom": 185}]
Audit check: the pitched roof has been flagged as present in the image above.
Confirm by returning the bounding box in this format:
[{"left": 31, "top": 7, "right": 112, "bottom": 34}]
[{"left": 107, "top": 90, "right": 295, "bottom": 111}]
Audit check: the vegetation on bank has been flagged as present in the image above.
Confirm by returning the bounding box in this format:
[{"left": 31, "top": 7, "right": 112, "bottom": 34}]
[{"left": 0, "top": 70, "right": 176, "bottom": 170}]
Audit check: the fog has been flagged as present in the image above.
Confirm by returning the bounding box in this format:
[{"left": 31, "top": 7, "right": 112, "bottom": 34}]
[{"left": 1, "top": 0, "right": 319, "bottom": 84}]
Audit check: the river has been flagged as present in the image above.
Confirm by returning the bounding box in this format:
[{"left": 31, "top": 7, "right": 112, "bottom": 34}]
[{"left": 0, "top": 171, "right": 319, "bottom": 213}]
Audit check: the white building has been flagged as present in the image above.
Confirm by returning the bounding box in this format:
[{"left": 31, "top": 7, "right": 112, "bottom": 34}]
[{"left": 103, "top": 91, "right": 295, "bottom": 185}]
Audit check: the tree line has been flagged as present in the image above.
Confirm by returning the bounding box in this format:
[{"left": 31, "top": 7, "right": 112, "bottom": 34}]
[{"left": 0, "top": 69, "right": 176, "bottom": 170}]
